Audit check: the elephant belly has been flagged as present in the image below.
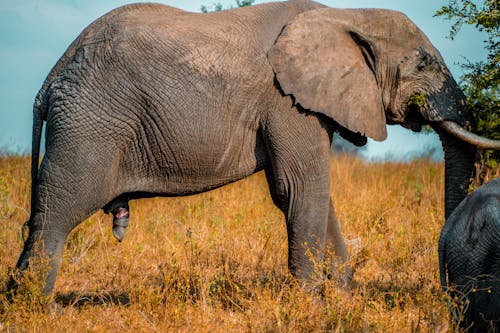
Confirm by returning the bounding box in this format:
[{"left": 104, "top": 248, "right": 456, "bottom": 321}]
[{"left": 121, "top": 123, "right": 269, "bottom": 197}]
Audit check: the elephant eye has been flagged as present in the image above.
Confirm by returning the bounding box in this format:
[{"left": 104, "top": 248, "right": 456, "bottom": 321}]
[
  {"left": 415, "top": 48, "right": 433, "bottom": 72},
  {"left": 417, "top": 60, "right": 426, "bottom": 71}
]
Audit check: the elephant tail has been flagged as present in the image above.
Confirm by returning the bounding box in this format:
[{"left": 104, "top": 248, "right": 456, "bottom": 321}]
[
  {"left": 437, "top": 224, "right": 461, "bottom": 323},
  {"left": 30, "top": 89, "right": 46, "bottom": 214},
  {"left": 437, "top": 227, "right": 448, "bottom": 290},
  {"left": 29, "top": 19, "right": 90, "bottom": 214},
  {"left": 437, "top": 217, "right": 454, "bottom": 293}
]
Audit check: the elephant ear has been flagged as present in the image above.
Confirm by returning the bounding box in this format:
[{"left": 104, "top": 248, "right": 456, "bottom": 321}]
[{"left": 268, "top": 8, "right": 387, "bottom": 141}]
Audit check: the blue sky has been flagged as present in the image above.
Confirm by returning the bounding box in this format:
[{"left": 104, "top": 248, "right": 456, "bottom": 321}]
[{"left": 0, "top": 0, "right": 486, "bottom": 159}]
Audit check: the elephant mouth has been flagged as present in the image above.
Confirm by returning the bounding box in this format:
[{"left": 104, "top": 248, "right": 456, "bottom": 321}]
[
  {"left": 401, "top": 102, "right": 424, "bottom": 132},
  {"left": 397, "top": 94, "right": 500, "bottom": 149},
  {"left": 387, "top": 95, "right": 426, "bottom": 132}
]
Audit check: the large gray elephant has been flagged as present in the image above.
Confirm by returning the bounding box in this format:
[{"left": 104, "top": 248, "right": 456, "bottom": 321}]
[
  {"left": 13, "top": 0, "right": 500, "bottom": 294},
  {"left": 439, "top": 178, "right": 500, "bottom": 332}
]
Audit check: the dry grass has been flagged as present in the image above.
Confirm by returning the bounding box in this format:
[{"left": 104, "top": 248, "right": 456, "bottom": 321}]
[{"left": 0, "top": 154, "right": 467, "bottom": 332}]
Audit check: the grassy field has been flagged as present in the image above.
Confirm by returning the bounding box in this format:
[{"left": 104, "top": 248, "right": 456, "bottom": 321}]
[{"left": 0, "top": 154, "right": 489, "bottom": 332}]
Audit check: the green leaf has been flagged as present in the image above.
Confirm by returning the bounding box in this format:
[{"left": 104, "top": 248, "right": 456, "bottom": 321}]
[{"left": 436, "top": 0, "right": 499, "bottom": 178}]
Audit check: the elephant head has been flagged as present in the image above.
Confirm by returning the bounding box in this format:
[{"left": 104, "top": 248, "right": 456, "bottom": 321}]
[{"left": 268, "top": 8, "right": 500, "bottom": 218}]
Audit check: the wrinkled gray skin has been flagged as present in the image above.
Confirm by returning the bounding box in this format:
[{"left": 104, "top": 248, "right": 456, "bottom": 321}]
[
  {"left": 439, "top": 178, "right": 500, "bottom": 332},
  {"left": 14, "top": 0, "right": 481, "bottom": 294}
]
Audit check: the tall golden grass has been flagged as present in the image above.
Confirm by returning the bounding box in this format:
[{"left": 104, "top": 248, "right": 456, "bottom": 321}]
[{"left": 0, "top": 154, "right": 490, "bottom": 332}]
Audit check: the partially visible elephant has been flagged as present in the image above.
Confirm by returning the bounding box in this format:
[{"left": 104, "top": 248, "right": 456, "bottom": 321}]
[
  {"left": 439, "top": 178, "right": 500, "bottom": 332},
  {"left": 12, "top": 0, "right": 500, "bottom": 294}
]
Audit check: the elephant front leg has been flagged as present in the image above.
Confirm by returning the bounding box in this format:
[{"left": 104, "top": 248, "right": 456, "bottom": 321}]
[
  {"left": 266, "top": 146, "right": 332, "bottom": 289},
  {"left": 284, "top": 182, "right": 331, "bottom": 290},
  {"left": 326, "top": 200, "right": 351, "bottom": 287},
  {"left": 263, "top": 102, "right": 350, "bottom": 289}
]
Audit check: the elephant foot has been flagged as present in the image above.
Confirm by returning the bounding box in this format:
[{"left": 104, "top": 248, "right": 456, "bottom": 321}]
[{"left": 111, "top": 206, "right": 129, "bottom": 242}]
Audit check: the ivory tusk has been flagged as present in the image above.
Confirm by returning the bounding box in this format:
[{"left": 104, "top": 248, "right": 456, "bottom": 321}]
[{"left": 439, "top": 120, "right": 500, "bottom": 150}]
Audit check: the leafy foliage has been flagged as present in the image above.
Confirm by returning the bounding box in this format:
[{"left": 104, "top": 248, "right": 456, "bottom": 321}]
[
  {"left": 407, "top": 93, "right": 427, "bottom": 109},
  {"left": 435, "top": 0, "right": 499, "bottom": 177},
  {"left": 201, "top": 0, "right": 255, "bottom": 13},
  {"left": 235, "top": 0, "right": 255, "bottom": 7}
]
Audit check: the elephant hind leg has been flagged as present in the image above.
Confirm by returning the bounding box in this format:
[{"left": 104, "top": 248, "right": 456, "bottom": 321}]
[
  {"left": 15, "top": 148, "right": 118, "bottom": 294},
  {"left": 103, "top": 197, "right": 130, "bottom": 242}
]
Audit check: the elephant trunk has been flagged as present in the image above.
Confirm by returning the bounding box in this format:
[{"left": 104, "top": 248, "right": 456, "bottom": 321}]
[
  {"left": 425, "top": 75, "right": 484, "bottom": 218},
  {"left": 436, "top": 127, "right": 476, "bottom": 219}
]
